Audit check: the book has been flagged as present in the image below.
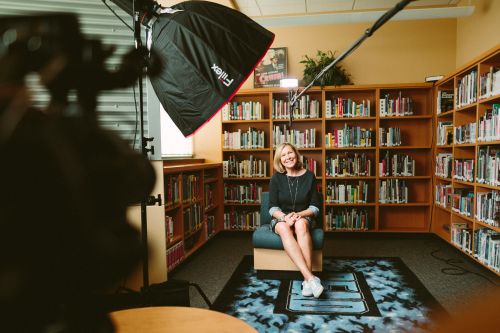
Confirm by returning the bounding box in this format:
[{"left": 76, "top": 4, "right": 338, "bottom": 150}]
[
  {"left": 437, "top": 90, "right": 454, "bottom": 114},
  {"left": 379, "top": 98, "right": 386, "bottom": 117},
  {"left": 425, "top": 75, "right": 444, "bottom": 82}
]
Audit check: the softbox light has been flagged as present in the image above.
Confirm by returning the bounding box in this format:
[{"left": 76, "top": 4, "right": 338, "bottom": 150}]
[{"left": 110, "top": 0, "right": 274, "bottom": 137}]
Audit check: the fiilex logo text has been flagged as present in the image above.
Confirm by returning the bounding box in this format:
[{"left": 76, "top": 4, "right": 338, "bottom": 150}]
[{"left": 211, "top": 64, "right": 234, "bottom": 87}]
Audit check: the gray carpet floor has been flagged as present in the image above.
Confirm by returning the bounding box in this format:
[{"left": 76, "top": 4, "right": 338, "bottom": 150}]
[{"left": 169, "top": 232, "right": 500, "bottom": 315}]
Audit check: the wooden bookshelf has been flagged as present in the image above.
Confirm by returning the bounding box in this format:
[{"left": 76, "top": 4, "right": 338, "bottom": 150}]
[
  {"left": 221, "top": 83, "right": 433, "bottom": 234},
  {"left": 163, "top": 163, "right": 223, "bottom": 272},
  {"left": 433, "top": 44, "right": 500, "bottom": 275}
]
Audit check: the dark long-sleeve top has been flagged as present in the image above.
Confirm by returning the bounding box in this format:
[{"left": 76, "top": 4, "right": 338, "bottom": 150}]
[{"left": 268, "top": 170, "right": 321, "bottom": 217}]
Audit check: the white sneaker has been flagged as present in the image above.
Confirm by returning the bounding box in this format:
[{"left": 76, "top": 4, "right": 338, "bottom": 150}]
[
  {"left": 308, "top": 276, "right": 324, "bottom": 298},
  {"left": 302, "top": 280, "right": 313, "bottom": 297}
]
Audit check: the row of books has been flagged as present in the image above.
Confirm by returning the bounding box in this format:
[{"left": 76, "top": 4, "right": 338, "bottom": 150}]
[
  {"left": 165, "top": 175, "right": 180, "bottom": 207},
  {"left": 167, "top": 241, "right": 184, "bottom": 272},
  {"left": 324, "top": 126, "right": 374, "bottom": 148},
  {"left": 273, "top": 125, "right": 316, "bottom": 148},
  {"left": 272, "top": 95, "right": 321, "bottom": 119},
  {"left": 224, "top": 183, "right": 263, "bottom": 204},
  {"left": 456, "top": 70, "right": 477, "bottom": 108},
  {"left": 379, "top": 127, "right": 402, "bottom": 147},
  {"left": 451, "top": 223, "right": 473, "bottom": 254},
  {"left": 453, "top": 159, "right": 474, "bottom": 183},
  {"left": 379, "top": 92, "right": 414, "bottom": 117},
  {"left": 475, "top": 190, "right": 500, "bottom": 228},
  {"left": 325, "top": 153, "right": 372, "bottom": 177},
  {"left": 222, "top": 128, "right": 265, "bottom": 149},
  {"left": 432, "top": 147, "right": 500, "bottom": 187},
  {"left": 300, "top": 156, "right": 318, "bottom": 176},
  {"left": 379, "top": 152, "right": 416, "bottom": 177},
  {"left": 477, "top": 146, "right": 500, "bottom": 186},
  {"left": 453, "top": 228, "right": 500, "bottom": 272},
  {"left": 222, "top": 101, "right": 263, "bottom": 121},
  {"left": 437, "top": 121, "right": 453, "bottom": 146},
  {"left": 207, "top": 215, "right": 216, "bottom": 239},
  {"left": 454, "top": 122, "right": 476, "bottom": 144},
  {"left": 435, "top": 183, "right": 452, "bottom": 208},
  {"left": 477, "top": 104, "right": 500, "bottom": 142},
  {"left": 379, "top": 179, "right": 408, "bottom": 203},
  {"left": 204, "top": 184, "right": 215, "bottom": 209},
  {"left": 435, "top": 106, "right": 500, "bottom": 143},
  {"left": 474, "top": 228, "right": 500, "bottom": 272},
  {"left": 325, "top": 181, "right": 369, "bottom": 204},
  {"left": 325, "top": 207, "right": 369, "bottom": 231},
  {"left": 325, "top": 98, "right": 371, "bottom": 118},
  {"left": 183, "top": 204, "right": 202, "bottom": 236},
  {"left": 451, "top": 189, "right": 474, "bottom": 217},
  {"left": 478, "top": 66, "right": 500, "bottom": 100},
  {"left": 435, "top": 153, "right": 453, "bottom": 179},
  {"left": 432, "top": 186, "right": 500, "bottom": 229},
  {"left": 222, "top": 155, "right": 267, "bottom": 178},
  {"left": 167, "top": 214, "right": 214, "bottom": 245},
  {"left": 182, "top": 174, "right": 200, "bottom": 202},
  {"left": 436, "top": 90, "right": 454, "bottom": 114},
  {"left": 223, "top": 209, "right": 261, "bottom": 231}
]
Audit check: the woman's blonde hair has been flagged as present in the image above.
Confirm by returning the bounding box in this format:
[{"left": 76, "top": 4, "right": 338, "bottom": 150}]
[{"left": 273, "top": 143, "right": 303, "bottom": 173}]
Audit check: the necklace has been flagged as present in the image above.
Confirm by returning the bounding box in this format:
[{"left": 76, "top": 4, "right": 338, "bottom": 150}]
[{"left": 287, "top": 175, "right": 300, "bottom": 211}]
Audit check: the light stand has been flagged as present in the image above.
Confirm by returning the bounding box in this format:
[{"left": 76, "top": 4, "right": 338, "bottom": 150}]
[
  {"left": 132, "top": 3, "right": 160, "bottom": 290},
  {"left": 134, "top": 13, "right": 149, "bottom": 291},
  {"left": 287, "top": 0, "right": 413, "bottom": 125}
]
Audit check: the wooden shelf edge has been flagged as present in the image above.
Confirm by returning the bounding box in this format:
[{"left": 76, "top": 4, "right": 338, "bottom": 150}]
[
  {"left": 477, "top": 140, "right": 500, "bottom": 146},
  {"left": 474, "top": 220, "right": 500, "bottom": 232},
  {"left": 475, "top": 182, "right": 500, "bottom": 190},
  {"left": 165, "top": 203, "right": 181, "bottom": 212},
  {"left": 166, "top": 235, "right": 183, "bottom": 249},
  {"left": 224, "top": 202, "right": 261, "bottom": 206},
  {"left": 325, "top": 203, "right": 376, "bottom": 206},
  {"left": 379, "top": 203, "right": 431, "bottom": 207},
  {"left": 451, "top": 211, "right": 474, "bottom": 223},
  {"left": 434, "top": 204, "right": 452, "bottom": 213}
]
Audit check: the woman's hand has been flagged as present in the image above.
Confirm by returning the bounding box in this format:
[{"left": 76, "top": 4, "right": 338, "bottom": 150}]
[{"left": 285, "top": 212, "right": 300, "bottom": 226}]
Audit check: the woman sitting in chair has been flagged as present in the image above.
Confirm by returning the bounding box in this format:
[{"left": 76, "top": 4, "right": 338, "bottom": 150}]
[{"left": 269, "top": 143, "right": 324, "bottom": 298}]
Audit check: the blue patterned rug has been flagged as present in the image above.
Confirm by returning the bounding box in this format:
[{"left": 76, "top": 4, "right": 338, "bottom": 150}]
[{"left": 211, "top": 256, "right": 446, "bottom": 333}]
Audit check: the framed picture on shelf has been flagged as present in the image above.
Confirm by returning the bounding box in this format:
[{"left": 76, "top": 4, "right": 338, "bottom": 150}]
[{"left": 254, "top": 47, "right": 287, "bottom": 88}]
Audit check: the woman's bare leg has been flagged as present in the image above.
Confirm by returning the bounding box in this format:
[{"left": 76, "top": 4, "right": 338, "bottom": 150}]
[
  {"left": 295, "top": 219, "right": 313, "bottom": 271},
  {"left": 275, "top": 222, "right": 313, "bottom": 281}
]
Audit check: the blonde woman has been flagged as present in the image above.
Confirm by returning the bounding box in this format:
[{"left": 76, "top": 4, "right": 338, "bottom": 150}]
[{"left": 269, "top": 143, "right": 323, "bottom": 298}]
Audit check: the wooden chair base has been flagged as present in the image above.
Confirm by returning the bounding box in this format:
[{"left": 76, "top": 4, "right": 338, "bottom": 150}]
[{"left": 253, "top": 248, "right": 323, "bottom": 272}]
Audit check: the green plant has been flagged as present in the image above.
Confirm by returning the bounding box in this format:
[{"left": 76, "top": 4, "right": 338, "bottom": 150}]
[{"left": 300, "top": 50, "right": 352, "bottom": 87}]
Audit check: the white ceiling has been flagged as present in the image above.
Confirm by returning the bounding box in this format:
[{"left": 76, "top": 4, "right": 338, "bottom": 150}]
[
  {"left": 233, "top": 0, "right": 473, "bottom": 26},
  {"left": 235, "top": 0, "right": 461, "bottom": 16}
]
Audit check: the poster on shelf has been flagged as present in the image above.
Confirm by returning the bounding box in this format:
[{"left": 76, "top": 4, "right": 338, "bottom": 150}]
[{"left": 254, "top": 47, "right": 287, "bottom": 88}]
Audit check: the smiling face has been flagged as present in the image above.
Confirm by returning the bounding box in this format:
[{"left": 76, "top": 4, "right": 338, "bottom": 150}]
[{"left": 280, "top": 145, "right": 297, "bottom": 171}]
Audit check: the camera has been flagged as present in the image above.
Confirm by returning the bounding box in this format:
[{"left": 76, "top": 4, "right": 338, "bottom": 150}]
[{"left": 0, "top": 13, "right": 155, "bottom": 332}]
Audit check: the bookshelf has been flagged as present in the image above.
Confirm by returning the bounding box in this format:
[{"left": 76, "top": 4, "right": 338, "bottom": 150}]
[
  {"left": 163, "top": 163, "right": 223, "bottom": 272},
  {"left": 221, "top": 83, "right": 433, "bottom": 234},
  {"left": 433, "top": 45, "right": 500, "bottom": 275}
]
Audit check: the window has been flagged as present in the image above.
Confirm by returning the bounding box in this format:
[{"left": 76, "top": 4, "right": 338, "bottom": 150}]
[
  {"left": 5, "top": 0, "right": 145, "bottom": 145},
  {"left": 160, "top": 105, "right": 193, "bottom": 157}
]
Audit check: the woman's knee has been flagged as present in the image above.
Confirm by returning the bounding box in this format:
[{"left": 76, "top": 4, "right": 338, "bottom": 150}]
[
  {"left": 275, "top": 222, "right": 292, "bottom": 236},
  {"left": 295, "top": 218, "right": 310, "bottom": 235}
]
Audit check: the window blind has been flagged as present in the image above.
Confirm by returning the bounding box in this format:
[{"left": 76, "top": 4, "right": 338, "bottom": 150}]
[{"left": 0, "top": 0, "right": 150, "bottom": 148}]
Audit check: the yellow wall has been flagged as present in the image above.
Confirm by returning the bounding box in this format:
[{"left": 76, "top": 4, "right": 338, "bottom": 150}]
[
  {"left": 243, "top": 19, "right": 457, "bottom": 88},
  {"left": 456, "top": 0, "right": 500, "bottom": 68},
  {"left": 193, "top": 4, "right": 499, "bottom": 162}
]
